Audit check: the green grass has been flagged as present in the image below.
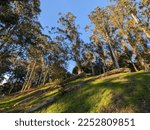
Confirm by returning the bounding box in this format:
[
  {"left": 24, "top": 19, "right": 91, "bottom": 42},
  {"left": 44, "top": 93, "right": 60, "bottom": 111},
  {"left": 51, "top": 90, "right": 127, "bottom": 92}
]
[
  {"left": 0, "top": 82, "right": 57, "bottom": 112},
  {"left": 65, "top": 75, "right": 96, "bottom": 87},
  {"left": 0, "top": 71, "right": 150, "bottom": 113},
  {"left": 38, "top": 71, "right": 150, "bottom": 113},
  {"left": 27, "top": 88, "right": 61, "bottom": 106}
]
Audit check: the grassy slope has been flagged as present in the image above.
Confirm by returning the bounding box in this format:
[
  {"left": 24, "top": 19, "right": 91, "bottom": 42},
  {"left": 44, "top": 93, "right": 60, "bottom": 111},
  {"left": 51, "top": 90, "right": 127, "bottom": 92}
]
[
  {"left": 38, "top": 71, "right": 150, "bottom": 113},
  {"left": 0, "top": 71, "right": 150, "bottom": 112},
  {"left": 0, "top": 83, "right": 60, "bottom": 112}
]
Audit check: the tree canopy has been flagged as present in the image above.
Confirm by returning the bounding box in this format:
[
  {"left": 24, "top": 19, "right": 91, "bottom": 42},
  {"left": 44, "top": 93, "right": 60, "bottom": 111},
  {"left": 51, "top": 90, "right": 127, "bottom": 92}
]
[{"left": 0, "top": 0, "right": 149, "bottom": 95}]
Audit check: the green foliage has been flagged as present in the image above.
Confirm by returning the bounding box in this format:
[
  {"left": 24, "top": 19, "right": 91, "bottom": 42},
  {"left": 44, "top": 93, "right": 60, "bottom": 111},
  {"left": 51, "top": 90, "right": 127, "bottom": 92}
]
[
  {"left": 57, "top": 12, "right": 85, "bottom": 74},
  {"left": 0, "top": 0, "right": 69, "bottom": 94},
  {"left": 0, "top": 0, "right": 149, "bottom": 101}
]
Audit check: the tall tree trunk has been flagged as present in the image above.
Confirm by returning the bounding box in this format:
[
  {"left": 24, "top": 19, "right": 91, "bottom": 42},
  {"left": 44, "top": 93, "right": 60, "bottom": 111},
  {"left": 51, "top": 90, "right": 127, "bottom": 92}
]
[
  {"left": 100, "top": 58, "right": 107, "bottom": 73},
  {"left": 74, "top": 56, "right": 83, "bottom": 74},
  {"left": 121, "top": 41, "right": 139, "bottom": 72},
  {"left": 37, "top": 73, "right": 43, "bottom": 86},
  {"left": 107, "top": 42, "right": 120, "bottom": 69},
  {"left": 77, "top": 63, "right": 82, "bottom": 74},
  {"left": 21, "top": 65, "right": 30, "bottom": 92},
  {"left": 101, "top": 61, "right": 106, "bottom": 73},
  {"left": 43, "top": 70, "right": 48, "bottom": 85},
  {"left": 91, "top": 63, "right": 95, "bottom": 75},
  {"left": 98, "top": 42, "right": 107, "bottom": 73},
  {"left": 26, "top": 61, "right": 36, "bottom": 90},
  {"left": 105, "top": 30, "right": 120, "bottom": 69},
  {"left": 121, "top": 29, "right": 148, "bottom": 71},
  {"left": 21, "top": 61, "right": 36, "bottom": 92}
]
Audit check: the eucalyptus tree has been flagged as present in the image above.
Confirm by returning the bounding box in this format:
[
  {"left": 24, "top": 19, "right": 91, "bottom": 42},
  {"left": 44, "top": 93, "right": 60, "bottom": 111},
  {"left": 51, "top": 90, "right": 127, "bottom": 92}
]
[
  {"left": 110, "top": 0, "right": 150, "bottom": 39},
  {"left": 0, "top": 0, "right": 48, "bottom": 93},
  {"left": 108, "top": 0, "right": 149, "bottom": 70},
  {"left": 57, "top": 12, "right": 85, "bottom": 74},
  {"left": 89, "top": 7, "right": 120, "bottom": 69},
  {"left": 90, "top": 31, "right": 108, "bottom": 73}
]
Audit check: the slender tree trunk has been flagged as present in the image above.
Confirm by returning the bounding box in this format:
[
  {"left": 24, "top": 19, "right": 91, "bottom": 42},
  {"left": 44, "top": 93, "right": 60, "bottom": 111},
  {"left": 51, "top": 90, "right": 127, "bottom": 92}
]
[
  {"left": 91, "top": 63, "right": 95, "bottom": 75},
  {"left": 99, "top": 42, "right": 107, "bottom": 73},
  {"left": 103, "top": 60, "right": 107, "bottom": 72},
  {"left": 37, "top": 73, "right": 43, "bottom": 86},
  {"left": 21, "top": 61, "right": 36, "bottom": 92},
  {"left": 26, "top": 61, "right": 36, "bottom": 90},
  {"left": 102, "top": 66, "right": 105, "bottom": 73},
  {"left": 131, "top": 62, "right": 138, "bottom": 72},
  {"left": 100, "top": 58, "right": 107, "bottom": 73},
  {"left": 121, "top": 41, "right": 139, "bottom": 72},
  {"left": 9, "top": 85, "right": 14, "bottom": 94},
  {"left": 121, "top": 30, "right": 148, "bottom": 71},
  {"left": 21, "top": 65, "right": 30, "bottom": 92},
  {"left": 107, "top": 42, "right": 120, "bottom": 69},
  {"left": 77, "top": 64, "right": 82, "bottom": 74},
  {"left": 74, "top": 57, "right": 83, "bottom": 74},
  {"left": 105, "top": 30, "right": 120, "bottom": 69},
  {"left": 43, "top": 70, "right": 48, "bottom": 85}
]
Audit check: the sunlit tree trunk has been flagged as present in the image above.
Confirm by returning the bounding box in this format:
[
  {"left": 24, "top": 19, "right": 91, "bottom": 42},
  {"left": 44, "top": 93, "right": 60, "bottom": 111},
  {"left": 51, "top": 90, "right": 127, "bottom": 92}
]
[
  {"left": 131, "top": 13, "right": 150, "bottom": 39},
  {"left": 42, "top": 70, "right": 48, "bottom": 85},
  {"left": 77, "top": 61, "right": 83, "bottom": 75},
  {"left": 74, "top": 56, "right": 83, "bottom": 74}
]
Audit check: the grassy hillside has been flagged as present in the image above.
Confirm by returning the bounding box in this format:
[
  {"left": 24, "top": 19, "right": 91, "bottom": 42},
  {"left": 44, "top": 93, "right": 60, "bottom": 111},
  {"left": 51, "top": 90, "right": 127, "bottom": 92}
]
[{"left": 0, "top": 71, "right": 150, "bottom": 113}]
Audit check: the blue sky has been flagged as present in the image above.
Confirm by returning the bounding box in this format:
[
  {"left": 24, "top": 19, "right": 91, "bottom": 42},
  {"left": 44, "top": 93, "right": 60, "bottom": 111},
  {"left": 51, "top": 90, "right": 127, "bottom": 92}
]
[{"left": 39, "top": 0, "right": 112, "bottom": 72}]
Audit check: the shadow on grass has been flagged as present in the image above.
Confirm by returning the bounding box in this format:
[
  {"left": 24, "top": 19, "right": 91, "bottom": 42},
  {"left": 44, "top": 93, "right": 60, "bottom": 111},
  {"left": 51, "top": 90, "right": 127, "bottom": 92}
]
[{"left": 39, "top": 72, "right": 150, "bottom": 113}]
